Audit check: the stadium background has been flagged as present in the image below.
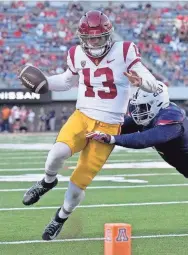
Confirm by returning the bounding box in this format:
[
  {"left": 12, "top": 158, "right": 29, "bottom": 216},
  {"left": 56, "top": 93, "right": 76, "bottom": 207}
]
[{"left": 0, "top": 0, "right": 187, "bottom": 132}]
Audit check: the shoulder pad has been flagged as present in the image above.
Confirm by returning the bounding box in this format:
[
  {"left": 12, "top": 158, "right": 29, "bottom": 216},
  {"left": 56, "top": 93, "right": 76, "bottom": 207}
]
[{"left": 153, "top": 103, "right": 185, "bottom": 126}]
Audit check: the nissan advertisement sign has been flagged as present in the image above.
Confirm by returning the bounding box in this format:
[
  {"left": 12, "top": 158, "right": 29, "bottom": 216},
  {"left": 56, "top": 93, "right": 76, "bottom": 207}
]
[{"left": 0, "top": 89, "right": 51, "bottom": 104}]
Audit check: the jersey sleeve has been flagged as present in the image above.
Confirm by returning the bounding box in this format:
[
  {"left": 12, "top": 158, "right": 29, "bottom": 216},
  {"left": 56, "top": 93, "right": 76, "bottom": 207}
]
[
  {"left": 123, "top": 41, "right": 158, "bottom": 93},
  {"left": 47, "top": 68, "right": 79, "bottom": 91},
  {"left": 67, "top": 46, "right": 78, "bottom": 75},
  {"left": 114, "top": 124, "right": 183, "bottom": 149},
  {"left": 154, "top": 106, "right": 185, "bottom": 126},
  {"left": 124, "top": 42, "right": 141, "bottom": 72}
]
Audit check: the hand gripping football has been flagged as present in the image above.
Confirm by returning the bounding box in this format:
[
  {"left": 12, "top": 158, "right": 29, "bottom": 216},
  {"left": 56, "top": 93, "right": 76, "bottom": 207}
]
[{"left": 18, "top": 65, "right": 49, "bottom": 94}]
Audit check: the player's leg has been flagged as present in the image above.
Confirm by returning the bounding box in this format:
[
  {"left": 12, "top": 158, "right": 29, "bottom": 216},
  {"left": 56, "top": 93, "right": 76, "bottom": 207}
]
[
  {"left": 22, "top": 142, "right": 72, "bottom": 205},
  {"left": 42, "top": 121, "right": 120, "bottom": 240},
  {"left": 22, "top": 110, "right": 87, "bottom": 206},
  {"left": 60, "top": 122, "right": 120, "bottom": 218},
  {"left": 42, "top": 181, "right": 85, "bottom": 240}
]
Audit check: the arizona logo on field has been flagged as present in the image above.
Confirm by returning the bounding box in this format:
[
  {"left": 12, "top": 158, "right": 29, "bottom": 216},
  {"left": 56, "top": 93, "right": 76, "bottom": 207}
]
[
  {"left": 81, "top": 60, "right": 86, "bottom": 67},
  {"left": 116, "top": 228, "right": 129, "bottom": 242}
]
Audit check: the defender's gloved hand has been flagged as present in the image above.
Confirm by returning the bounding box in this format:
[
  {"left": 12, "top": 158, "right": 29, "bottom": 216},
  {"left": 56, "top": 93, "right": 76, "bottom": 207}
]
[{"left": 86, "top": 131, "right": 115, "bottom": 144}]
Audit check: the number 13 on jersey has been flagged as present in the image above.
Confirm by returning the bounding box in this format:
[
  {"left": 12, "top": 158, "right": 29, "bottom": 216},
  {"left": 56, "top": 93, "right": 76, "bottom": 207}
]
[{"left": 83, "top": 67, "right": 117, "bottom": 99}]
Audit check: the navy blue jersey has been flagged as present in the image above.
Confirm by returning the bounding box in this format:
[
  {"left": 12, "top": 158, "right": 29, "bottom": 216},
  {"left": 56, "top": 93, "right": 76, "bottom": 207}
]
[{"left": 114, "top": 103, "right": 188, "bottom": 177}]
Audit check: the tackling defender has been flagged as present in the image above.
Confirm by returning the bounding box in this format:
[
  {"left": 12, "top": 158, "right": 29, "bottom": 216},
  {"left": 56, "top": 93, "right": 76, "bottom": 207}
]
[
  {"left": 87, "top": 82, "right": 188, "bottom": 178},
  {"left": 19, "top": 10, "right": 158, "bottom": 240}
]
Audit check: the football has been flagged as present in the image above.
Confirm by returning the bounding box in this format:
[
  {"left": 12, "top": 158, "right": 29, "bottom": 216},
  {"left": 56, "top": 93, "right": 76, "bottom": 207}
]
[{"left": 18, "top": 65, "right": 49, "bottom": 94}]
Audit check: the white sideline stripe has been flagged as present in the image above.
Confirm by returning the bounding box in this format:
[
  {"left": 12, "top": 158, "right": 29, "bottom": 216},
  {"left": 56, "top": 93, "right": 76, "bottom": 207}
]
[
  {"left": 1, "top": 201, "right": 188, "bottom": 212},
  {"left": 0, "top": 154, "right": 156, "bottom": 160},
  {"left": 0, "top": 169, "right": 176, "bottom": 176},
  {"left": 1, "top": 183, "right": 188, "bottom": 192},
  {"left": 0, "top": 144, "right": 152, "bottom": 152},
  {"left": 0, "top": 168, "right": 44, "bottom": 172},
  {"left": 0, "top": 152, "right": 47, "bottom": 155},
  {"left": 0, "top": 233, "right": 188, "bottom": 245},
  {"left": 0, "top": 160, "right": 165, "bottom": 166},
  {"left": 0, "top": 151, "right": 155, "bottom": 156},
  {"left": 116, "top": 173, "right": 178, "bottom": 177},
  {"left": 132, "top": 233, "right": 188, "bottom": 239},
  {"left": 0, "top": 154, "right": 47, "bottom": 161}
]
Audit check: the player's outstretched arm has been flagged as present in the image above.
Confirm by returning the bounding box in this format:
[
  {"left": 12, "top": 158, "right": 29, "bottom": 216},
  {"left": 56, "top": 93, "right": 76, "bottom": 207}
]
[
  {"left": 114, "top": 124, "right": 182, "bottom": 149},
  {"left": 87, "top": 124, "right": 183, "bottom": 147},
  {"left": 18, "top": 65, "right": 78, "bottom": 93},
  {"left": 127, "top": 62, "right": 158, "bottom": 93},
  {"left": 86, "top": 116, "right": 140, "bottom": 144},
  {"left": 47, "top": 68, "right": 79, "bottom": 91},
  {"left": 124, "top": 42, "right": 158, "bottom": 93}
]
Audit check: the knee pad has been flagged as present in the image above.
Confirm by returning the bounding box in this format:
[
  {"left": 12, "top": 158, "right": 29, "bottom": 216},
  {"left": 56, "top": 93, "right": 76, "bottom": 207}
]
[{"left": 45, "top": 142, "right": 71, "bottom": 176}]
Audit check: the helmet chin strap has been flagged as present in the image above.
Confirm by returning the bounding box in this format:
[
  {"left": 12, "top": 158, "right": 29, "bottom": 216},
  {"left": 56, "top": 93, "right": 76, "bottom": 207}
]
[{"left": 88, "top": 47, "right": 106, "bottom": 57}]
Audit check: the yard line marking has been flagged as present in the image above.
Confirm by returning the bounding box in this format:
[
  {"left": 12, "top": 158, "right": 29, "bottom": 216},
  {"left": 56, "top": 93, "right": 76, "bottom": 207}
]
[
  {"left": 0, "top": 201, "right": 188, "bottom": 211},
  {"left": 0, "top": 183, "right": 188, "bottom": 192},
  {"left": 0, "top": 233, "right": 188, "bottom": 245}
]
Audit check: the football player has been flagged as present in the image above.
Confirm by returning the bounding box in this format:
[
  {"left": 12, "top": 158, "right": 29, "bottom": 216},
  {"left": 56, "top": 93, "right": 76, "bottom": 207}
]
[
  {"left": 87, "top": 82, "right": 188, "bottom": 179},
  {"left": 19, "top": 10, "right": 158, "bottom": 240}
]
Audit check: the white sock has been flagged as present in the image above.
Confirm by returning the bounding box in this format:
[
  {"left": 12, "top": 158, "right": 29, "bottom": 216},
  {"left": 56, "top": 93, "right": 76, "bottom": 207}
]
[
  {"left": 44, "top": 174, "right": 57, "bottom": 183},
  {"left": 58, "top": 207, "right": 71, "bottom": 219}
]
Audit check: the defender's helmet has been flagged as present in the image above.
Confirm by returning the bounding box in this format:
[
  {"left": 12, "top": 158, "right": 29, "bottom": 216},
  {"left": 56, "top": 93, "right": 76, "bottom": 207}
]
[
  {"left": 129, "top": 81, "right": 170, "bottom": 126},
  {"left": 77, "top": 10, "right": 113, "bottom": 58}
]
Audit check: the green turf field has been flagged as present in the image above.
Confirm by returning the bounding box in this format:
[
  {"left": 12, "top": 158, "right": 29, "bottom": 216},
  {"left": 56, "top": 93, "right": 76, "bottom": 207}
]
[{"left": 0, "top": 134, "right": 188, "bottom": 255}]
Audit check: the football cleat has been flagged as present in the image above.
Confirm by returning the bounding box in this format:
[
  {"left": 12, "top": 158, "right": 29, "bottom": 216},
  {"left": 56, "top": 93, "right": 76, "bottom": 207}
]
[
  {"left": 42, "top": 208, "right": 68, "bottom": 240},
  {"left": 22, "top": 178, "right": 58, "bottom": 206}
]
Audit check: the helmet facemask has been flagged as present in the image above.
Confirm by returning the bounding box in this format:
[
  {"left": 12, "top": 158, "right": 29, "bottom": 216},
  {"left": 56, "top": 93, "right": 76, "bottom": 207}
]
[
  {"left": 129, "top": 100, "right": 156, "bottom": 126},
  {"left": 78, "top": 30, "right": 113, "bottom": 58}
]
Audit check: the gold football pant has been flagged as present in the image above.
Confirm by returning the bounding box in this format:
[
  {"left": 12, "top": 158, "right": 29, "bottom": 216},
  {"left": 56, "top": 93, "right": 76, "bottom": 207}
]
[{"left": 56, "top": 110, "right": 120, "bottom": 189}]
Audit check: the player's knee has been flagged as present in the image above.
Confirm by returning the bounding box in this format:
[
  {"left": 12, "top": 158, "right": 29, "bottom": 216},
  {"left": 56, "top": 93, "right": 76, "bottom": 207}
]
[{"left": 45, "top": 142, "right": 71, "bottom": 172}]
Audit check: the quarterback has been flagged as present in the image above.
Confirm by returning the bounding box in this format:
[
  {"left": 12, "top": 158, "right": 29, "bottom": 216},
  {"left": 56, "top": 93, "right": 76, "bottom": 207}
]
[{"left": 20, "top": 10, "right": 158, "bottom": 240}]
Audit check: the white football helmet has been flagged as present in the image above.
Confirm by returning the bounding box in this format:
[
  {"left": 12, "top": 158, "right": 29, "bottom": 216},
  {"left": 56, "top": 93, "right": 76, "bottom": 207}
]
[{"left": 129, "top": 81, "right": 170, "bottom": 126}]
